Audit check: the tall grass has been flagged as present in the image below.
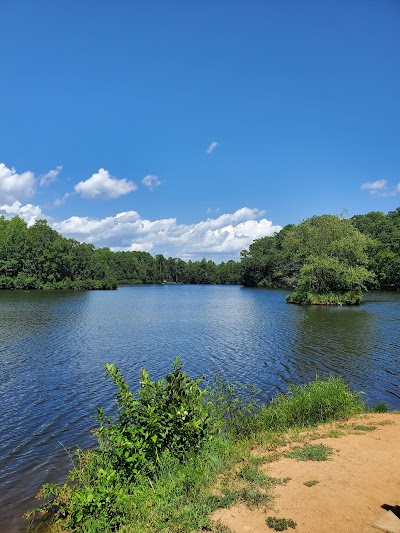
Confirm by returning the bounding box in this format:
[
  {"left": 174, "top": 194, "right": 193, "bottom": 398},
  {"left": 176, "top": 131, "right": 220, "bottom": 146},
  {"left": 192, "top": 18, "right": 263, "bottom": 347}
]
[{"left": 260, "top": 376, "right": 365, "bottom": 430}]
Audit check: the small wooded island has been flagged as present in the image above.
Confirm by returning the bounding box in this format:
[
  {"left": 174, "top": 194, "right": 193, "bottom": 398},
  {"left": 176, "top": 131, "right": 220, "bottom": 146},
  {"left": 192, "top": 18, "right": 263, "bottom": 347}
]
[{"left": 0, "top": 207, "right": 399, "bottom": 304}]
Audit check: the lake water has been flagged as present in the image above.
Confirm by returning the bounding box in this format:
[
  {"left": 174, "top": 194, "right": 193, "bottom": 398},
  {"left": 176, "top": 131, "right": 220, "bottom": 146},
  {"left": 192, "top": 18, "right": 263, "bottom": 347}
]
[{"left": 1, "top": 285, "right": 399, "bottom": 532}]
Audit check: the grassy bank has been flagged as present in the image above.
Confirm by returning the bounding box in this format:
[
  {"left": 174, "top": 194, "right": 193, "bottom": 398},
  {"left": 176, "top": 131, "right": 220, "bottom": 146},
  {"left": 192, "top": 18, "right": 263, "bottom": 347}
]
[{"left": 26, "top": 362, "right": 367, "bottom": 532}]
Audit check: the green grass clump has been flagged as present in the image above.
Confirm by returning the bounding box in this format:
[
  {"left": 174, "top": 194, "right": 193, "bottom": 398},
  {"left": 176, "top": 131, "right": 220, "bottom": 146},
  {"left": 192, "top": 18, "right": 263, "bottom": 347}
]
[
  {"left": 303, "top": 479, "right": 319, "bottom": 487},
  {"left": 237, "top": 464, "right": 269, "bottom": 485},
  {"left": 260, "top": 376, "right": 365, "bottom": 430},
  {"left": 285, "top": 444, "right": 333, "bottom": 462},
  {"left": 286, "top": 291, "right": 362, "bottom": 305},
  {"left": 324, "top": 428, "right": 344, "bottom": 438},
  {"left": 370, "top": 402, "right": 389, "bottom": 413},
  {"left": 237, "top": 486, "right": 270, "bottom": 508},
  {"left": 353, "top": 424, "right": 376, "bottom": 431},
  {"left": 266, "top": 516, "right": 297, "bottom": 530}
]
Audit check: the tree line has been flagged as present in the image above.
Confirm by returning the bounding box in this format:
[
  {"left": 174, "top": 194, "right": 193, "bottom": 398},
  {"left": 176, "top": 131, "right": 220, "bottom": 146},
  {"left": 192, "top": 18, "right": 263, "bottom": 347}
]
[
  {"left": 0, "top": 208, "right": 399, "bottom": 293},
  {"left": 0, "top": 215, "right": 240, "bottom": 289}
]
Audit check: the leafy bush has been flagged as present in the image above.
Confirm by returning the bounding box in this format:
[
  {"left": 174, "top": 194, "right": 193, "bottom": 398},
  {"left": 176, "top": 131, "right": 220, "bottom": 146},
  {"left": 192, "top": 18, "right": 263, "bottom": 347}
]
[
  {"left": 286, "top": 290, "right": 362, "bottom": 305},
  {"left": 0, "top": 276, "right": 15, "bottom": 289},
  {"left": 28, "top": 358, "right": 211, "bottom": 530},
  {"left": 96, "top": 358, "right": 210, "bottom": 477},
  {"left": 260, "top": 376, "right": 365, "bottom": 430}
]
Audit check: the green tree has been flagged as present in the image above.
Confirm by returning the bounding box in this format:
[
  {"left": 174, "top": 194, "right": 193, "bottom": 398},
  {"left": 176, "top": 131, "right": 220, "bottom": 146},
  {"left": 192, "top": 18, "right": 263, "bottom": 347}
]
[
  {"left": 283, "top": 215, "right": 374, "bottom": 304},
  {"left": 351, "top": 208, "right": 400, "bottom": 289},
  {"left": 0, "top": 216, "right": 28, "bottom": 277}
]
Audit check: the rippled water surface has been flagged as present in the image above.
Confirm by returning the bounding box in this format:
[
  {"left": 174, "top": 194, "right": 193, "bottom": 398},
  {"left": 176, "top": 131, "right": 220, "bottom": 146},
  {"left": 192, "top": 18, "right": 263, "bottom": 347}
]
[{"left": 1, "top": 285, "right": 399, "bottom": 531}]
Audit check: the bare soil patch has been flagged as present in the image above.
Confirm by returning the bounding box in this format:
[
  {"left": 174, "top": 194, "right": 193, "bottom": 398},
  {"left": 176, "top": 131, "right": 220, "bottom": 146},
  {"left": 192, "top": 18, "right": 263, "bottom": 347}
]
[{"left": 213, "top": 413, "right": 400, "bottom": 533}]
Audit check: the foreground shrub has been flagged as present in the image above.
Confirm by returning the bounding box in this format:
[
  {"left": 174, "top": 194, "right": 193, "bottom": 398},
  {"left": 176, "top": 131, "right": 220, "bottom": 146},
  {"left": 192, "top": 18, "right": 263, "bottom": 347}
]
[
  {"left": 260, "top": 376, "right": 365, "bottom": 430},
  {"left": 26, "top": 368, "right": 367, "bottom": 532},
  {"left": 97, "top": 358, "right": 210, "bottom": 477},
  {"left": 27, "top": 358, "right": 211, "bottom": 530}
]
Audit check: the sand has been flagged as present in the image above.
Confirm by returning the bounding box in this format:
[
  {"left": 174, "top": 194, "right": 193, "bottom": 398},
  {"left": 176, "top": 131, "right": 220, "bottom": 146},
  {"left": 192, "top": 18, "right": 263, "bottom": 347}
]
[{"left": 213, "top": 413, "right": 400, "bottom": 533}]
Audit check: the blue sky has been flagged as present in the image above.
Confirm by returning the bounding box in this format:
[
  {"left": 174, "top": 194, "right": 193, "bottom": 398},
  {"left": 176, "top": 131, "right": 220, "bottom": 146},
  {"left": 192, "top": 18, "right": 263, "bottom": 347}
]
[{"left": 1, "top": 0, "right": 399, "bottom": 260}]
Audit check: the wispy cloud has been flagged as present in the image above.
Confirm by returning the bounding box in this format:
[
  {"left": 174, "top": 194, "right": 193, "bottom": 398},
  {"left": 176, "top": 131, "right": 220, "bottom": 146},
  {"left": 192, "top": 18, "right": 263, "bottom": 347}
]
[
  {"left": 361, "top": 179, "right": 400, "bottom": 197},
  {"left": 141, "top": 174, "right": 161, "bottom": 191},
  {"left": 206, "top": 141, "right": 218, "bottom": 155},
  {"left": 74, "top": 168, "right": 137, "bottom": 199},
  {"left": 53, "top": 192, "right": 71, "bottom": 206},
  {"left": 39, "top": 165, "right": 63, "bottom": 186}
]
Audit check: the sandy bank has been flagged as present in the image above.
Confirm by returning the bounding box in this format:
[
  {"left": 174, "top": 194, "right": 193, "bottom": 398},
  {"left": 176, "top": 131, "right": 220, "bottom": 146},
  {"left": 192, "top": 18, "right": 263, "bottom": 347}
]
[{"left": 213, "top": 413, "right": 400, "bottom": 533}]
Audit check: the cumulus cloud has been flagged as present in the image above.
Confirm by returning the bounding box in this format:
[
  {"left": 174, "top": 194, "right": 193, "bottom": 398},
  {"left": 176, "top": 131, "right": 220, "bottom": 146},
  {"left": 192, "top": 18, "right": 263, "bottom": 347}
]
[
  {"left": 53, "top": 207, "right": 281, "bottom": 261},
  {"left": 361, "top": 179, "right": 400, "bottom": 197},
  {"left": 206, "top": 141, "right": 218, "bottom": 154},
  {"left": 0, "top": 163, "right": 36, "bottom": 203},
  {"left": 39, "top": 165, "right": 63, "bottom": 186},
  {"left": 0, "top": 201, "right": 45, "bottom": 226},
  {"left": 141, "top": 174, "right": 161, "bottom": 191},
  {"left": 74, "top": 168, "right": 137, "bottom": 199}
]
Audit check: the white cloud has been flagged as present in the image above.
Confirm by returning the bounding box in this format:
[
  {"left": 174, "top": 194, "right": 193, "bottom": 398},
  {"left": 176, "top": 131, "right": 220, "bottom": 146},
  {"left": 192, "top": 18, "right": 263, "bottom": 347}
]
[
  {"left": 53, "top": 192, "right": 71, "bottom": 206},
  {"left": 39, "top": 165, "right": 63, "bottom": 186},
  {"left": 206, "top": 141, "right": 218, "bottom": 154},
  {"left": 53, "top": 207, "right": 281, "bottom": 261},
  {"left": 360, "top": 179, "right": 399, "bottom": 197},
  {"left": 74, "top": 168, "right": 137, "bottom": 199},
  {"left": 0, "top": 201, "right": 45, "bottom": 226},
  {"left": 141, "top": 174, "right": 161, "bottom": 191},
  {"left": 0, "top": 163, "right": 36, "bottom": 203}
]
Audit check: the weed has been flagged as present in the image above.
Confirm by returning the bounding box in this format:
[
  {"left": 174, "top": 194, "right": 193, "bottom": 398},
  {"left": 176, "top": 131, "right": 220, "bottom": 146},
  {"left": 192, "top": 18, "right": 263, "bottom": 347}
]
[
  {"left": 238, "top": 486, "right": 270, "bottom": 508},
  {"left": 303, "top": 480, "right": 319, "bottom": 487},
  {"left": 266, "top": 516, "right": 297, "bottom": 530},
  {"left": 237, "top": 464, "right": 268, "bottom": 486},
  {"left": 353, "top": 425, "right": 376, "bottom": 431},
  {"left": 325, "top": 428, "right": 344, "bottom": 438},
  {"left": 205, "top": 373, "right": 261, "bottom": 437},
  {"left": 284, "top": 444, "right": 333, "bottom": 461},
  {"left": 369, "top": 402, "right": 388, "bottom": 413}
]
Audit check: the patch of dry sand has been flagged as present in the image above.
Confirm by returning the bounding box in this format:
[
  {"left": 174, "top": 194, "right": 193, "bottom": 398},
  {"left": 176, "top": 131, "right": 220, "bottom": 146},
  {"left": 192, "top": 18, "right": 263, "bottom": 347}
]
[{"left": 213, "top": 413, "right": 400, "bottom": 533}]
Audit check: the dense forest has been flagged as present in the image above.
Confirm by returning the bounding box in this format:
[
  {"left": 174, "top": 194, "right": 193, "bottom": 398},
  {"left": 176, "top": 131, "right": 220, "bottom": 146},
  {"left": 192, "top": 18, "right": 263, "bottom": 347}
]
[
  {"left": 0, "top": 215, "right": 240, "bottom": 289},
  {"left": 241, "top": 208, "right": 400, "bottom": 296},
  {"left": 0, "top": 208, "right": 399, "bottom": 292}
]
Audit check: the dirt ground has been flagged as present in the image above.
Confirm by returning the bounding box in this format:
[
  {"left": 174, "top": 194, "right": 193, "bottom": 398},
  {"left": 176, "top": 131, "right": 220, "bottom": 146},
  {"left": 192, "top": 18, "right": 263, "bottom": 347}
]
[{"left": 213, "top": 413, "right": 400, "bottom": 533}]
